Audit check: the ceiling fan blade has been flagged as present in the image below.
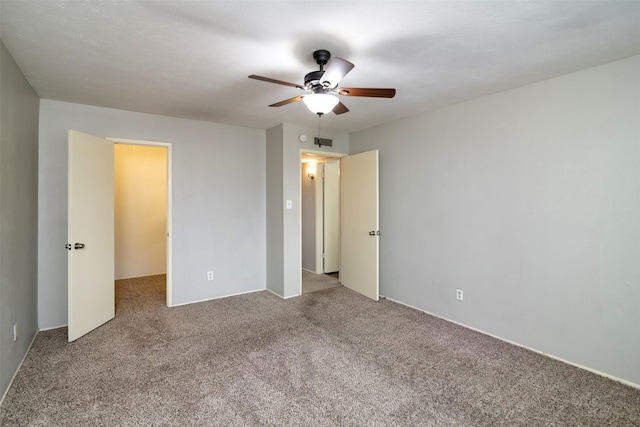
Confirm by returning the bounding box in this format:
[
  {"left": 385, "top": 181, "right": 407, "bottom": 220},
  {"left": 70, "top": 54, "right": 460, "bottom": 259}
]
[
  {"left": 337, "top": 87, "right": 396, "bottom": 98},
  {"left": 320, "top": 57, "right": 354, "bottom": 88},
  {"left": 269, "top": 96, "right": 304, "bottom": 107},
  {"left": 333, "top": 101, "right": 349, "bottom": 115},
  {"left": 249, "top": 75, "right": 304, "bottom": 90}
]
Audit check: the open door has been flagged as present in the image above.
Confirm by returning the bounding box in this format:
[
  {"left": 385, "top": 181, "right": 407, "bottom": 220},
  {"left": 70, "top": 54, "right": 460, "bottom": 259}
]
[
  {"left": 67, "top": 130, "right": 115, "bottom": 341},
  {"left": 341, "top": 150, "right": 379, "bottom": 301}
]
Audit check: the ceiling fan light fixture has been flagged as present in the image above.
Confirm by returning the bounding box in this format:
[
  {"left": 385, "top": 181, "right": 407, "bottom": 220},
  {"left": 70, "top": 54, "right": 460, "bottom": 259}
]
[
  {"left": 250, "top": 49, "right": 395, "bottom": 115},
  {"left": 303, "top": 93, "right": 339, "bottom": 115}
]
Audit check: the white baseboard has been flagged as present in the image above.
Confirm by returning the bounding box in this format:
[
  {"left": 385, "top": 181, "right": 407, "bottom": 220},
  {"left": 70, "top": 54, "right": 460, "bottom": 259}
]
[
  {"left": 170, "top": 287, "right": 265, "bottom": 307},
  {"left": 266, "top": 288, "right": 299, "bottom": 299},
  {"left": 283, "top": 293, "right": 300, "bottom": 299},
  {"left": 1, "top": 331, "right": 39, "bottom": 406},
  {"left": 382, "top": 295, "right": 640, "bottom": 390},
  {"left": 266, "top": 288, "right": 284, "bottom": 298},
  {"left": 39, "top": 324, "right": 67, "bottom": 331},
  {"left": 115, "top": 272, "right": 167, "bottom": 280}
]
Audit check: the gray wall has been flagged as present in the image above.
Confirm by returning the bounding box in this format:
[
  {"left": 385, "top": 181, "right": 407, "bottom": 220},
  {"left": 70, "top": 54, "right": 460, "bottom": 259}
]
[
  {"left": 0, "top": 41, "right": 40, "bottom": 400},
  {"left": 266, "top": 125, "right": 284, "bottom": 296},
  {"left": 266, "top": 122, "right": 348, "bottom": 297},
  {"left": 38, "top": 100, "right": 266, "bottom": 328},
  {"left": 349, "top": 55, "right": 640, "bottom": 386}
]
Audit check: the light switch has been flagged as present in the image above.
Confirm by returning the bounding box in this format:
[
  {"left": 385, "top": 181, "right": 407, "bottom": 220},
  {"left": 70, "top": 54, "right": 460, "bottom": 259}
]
[{"left": 286, "top": 200, "right": 292, "bottom": 209}]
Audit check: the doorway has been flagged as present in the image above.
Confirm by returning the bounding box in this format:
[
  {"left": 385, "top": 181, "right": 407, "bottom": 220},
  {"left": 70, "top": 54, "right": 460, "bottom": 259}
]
[
  {"left": 300, "top": 150, "right": 345, "bottom": 294},
  {"left": 298, "top": 149, "right": 380, "bottom": 300},
  {"left": 67, "top": 132, "right": 173, "bottom": 342},
  {"left": 110, "top": 138, "right": 173, "bottom": 306}
]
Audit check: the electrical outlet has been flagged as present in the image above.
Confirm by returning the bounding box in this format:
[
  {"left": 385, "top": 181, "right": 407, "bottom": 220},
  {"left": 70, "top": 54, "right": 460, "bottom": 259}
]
[
  {"left": 207, "top": 271, "right": 214, "bottom": 281},
  {"left": 456, "top": 289, "right": 463, "bottom": 301},
  {"left": 13, "top": 323, "right": 18, "bottom": 341}
]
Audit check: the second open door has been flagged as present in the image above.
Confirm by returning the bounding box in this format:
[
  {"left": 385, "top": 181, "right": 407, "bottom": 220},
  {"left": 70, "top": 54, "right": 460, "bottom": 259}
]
[{"left": 341, "top": 150, "right": 379, "bottom": 301}]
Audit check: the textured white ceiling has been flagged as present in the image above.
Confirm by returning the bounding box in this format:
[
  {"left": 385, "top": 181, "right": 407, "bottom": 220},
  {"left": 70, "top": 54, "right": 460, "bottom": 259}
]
[{"left": 1, "top": 1, "right": 639, "bottom": 132}]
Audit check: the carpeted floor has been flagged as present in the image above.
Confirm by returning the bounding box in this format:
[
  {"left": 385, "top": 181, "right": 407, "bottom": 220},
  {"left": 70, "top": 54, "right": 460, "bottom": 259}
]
[
  {"left": 302, "top": 270, "right": 340, "bottom": 294},
  {"left": 1, "top": 275, "right": 639, "bottom": 426}
]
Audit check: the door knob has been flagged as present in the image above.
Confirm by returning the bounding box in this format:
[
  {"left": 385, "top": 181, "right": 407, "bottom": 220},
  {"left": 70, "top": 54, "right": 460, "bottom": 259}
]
[
  {"left": 65, "top": 244, "right": 72, "bottom": 250},
  {"left": 369, "top": 231, "right": 375, "bottom": 236},
  {"left": 74, "top": 243, "right": 85, "bottom": 249}
]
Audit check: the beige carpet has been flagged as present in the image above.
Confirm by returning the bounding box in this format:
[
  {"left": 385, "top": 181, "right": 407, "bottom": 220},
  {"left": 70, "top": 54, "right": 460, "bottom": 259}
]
[
  {"left": 1, "top": 275, "right": 639, "bottom": 426},
  {"left": 302, "top": 270, "right": 340, "bottom": 294}
]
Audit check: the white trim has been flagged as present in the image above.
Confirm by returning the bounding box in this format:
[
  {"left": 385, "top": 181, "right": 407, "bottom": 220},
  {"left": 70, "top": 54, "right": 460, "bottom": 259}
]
[
  {"left": 314, "top": 163, "right": 324, "bottom": 274},
  {"left": 170, "top": 288, "right": 266, "bottom": 307},
  {"left": 1, "top": 331, "right": 39, "bottom": 406},
  {"left": 267, "top": 288, "right": 284, "bottom": 299},
  {"left": 266, "top": 288, "right": 299, "bottom": 300},
  {"left": 107, "top": 137, "right": 173, "bottom": 307},
  {"left": 300, "top": 148, "right": 346, "bottom": 160},
  {"left": 107, "top": 137, "right": 170, "bottom": 147},
  {"left": 299, "top": 149, "right": 347, "bottom": 296},
  {"left": 166, "top": 144, "right": 173, "bottom": 307},
  {"left": 39, "top": 324, "right": 67, "bottom": 331},
  {"left": 383, "top": 295, "right": 640, "bottom": 390},
  {"left": 298, "top": 153, "right": 303, "bottom": 296},
  {"left": 115, "top": 272, "right": 167, "bottom": 281}
]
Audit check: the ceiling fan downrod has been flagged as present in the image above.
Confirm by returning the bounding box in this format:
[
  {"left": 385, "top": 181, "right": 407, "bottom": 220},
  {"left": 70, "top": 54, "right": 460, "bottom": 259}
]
[{"left": 313, "top": 49, "right": 331, "bottom": 71}]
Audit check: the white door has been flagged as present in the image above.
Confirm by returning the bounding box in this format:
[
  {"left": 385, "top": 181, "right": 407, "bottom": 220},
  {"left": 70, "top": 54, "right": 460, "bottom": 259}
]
[
  {"left": 323, "top": 161, "right": 340, "bottom": 273},
  {"left": 68, "top": 130, "right": 115, "bottom": 341},
  {"left": 341, "top": 150, "right": 379, "bottom": 301}
]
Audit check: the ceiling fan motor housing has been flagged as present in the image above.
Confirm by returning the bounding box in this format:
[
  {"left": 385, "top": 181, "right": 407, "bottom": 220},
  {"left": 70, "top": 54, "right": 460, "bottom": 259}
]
[
  {"left": 304, "top": 70, "right": 325, "bottom": 88},
  {"left": 304, "top": 49, "right": 332, "bottom": 89}
]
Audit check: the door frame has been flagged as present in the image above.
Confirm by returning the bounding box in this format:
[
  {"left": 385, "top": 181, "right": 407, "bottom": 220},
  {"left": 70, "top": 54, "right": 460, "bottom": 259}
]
[
  {"left": 299, "top": 149, "right": 346, "bottom": 295},
  {"left": 321, "top": 160, "right": 340, "bottom": 274},
  {"left": 108, "top": 137, "right": 174, "bottom": 307}
]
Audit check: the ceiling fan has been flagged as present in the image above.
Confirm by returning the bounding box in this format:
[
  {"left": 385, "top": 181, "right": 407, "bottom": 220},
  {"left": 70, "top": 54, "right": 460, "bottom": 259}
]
[{"left": 249, "top": 49, "right": 396, "bottom": 116}]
